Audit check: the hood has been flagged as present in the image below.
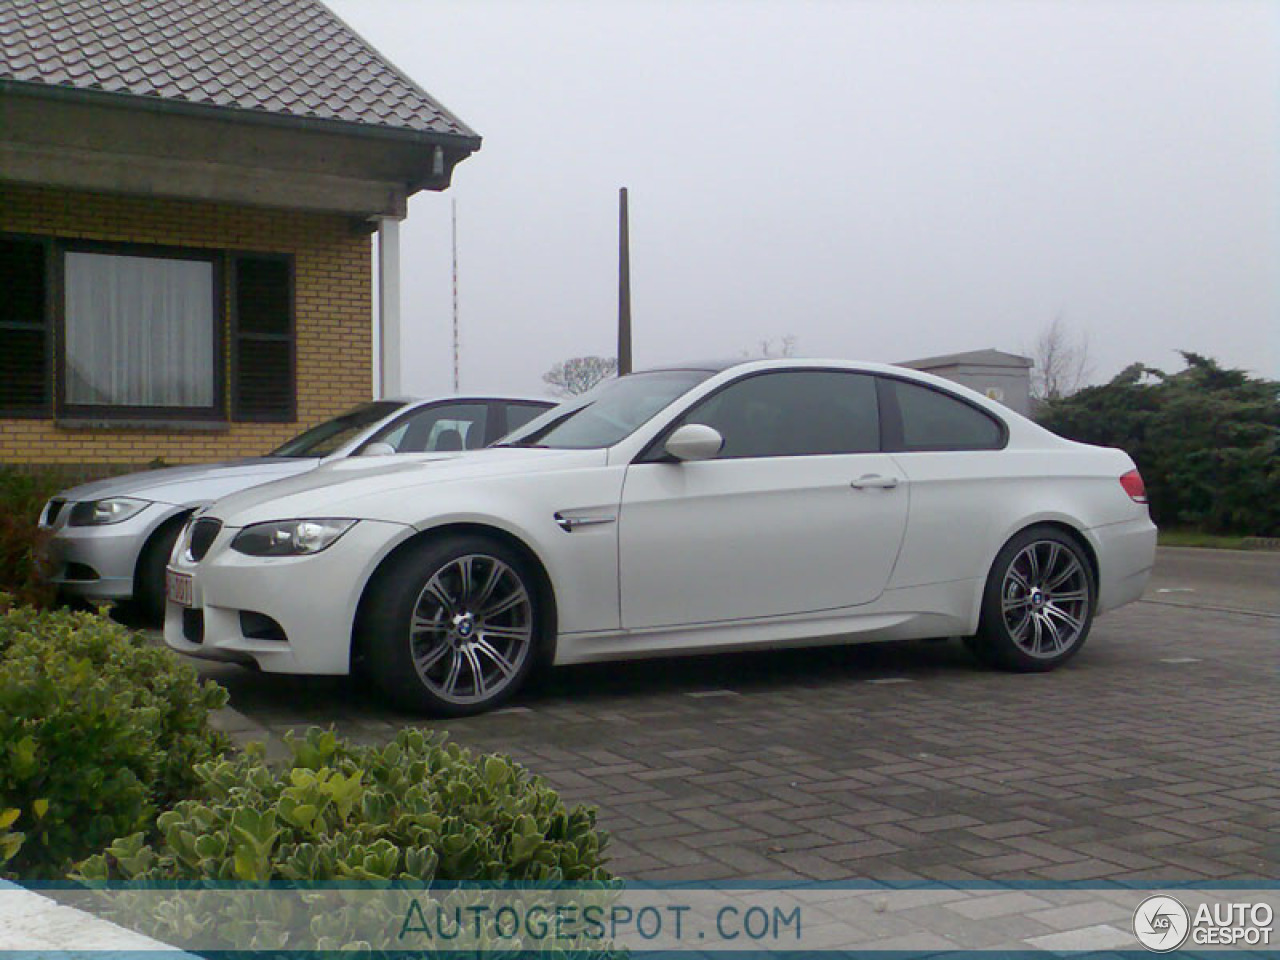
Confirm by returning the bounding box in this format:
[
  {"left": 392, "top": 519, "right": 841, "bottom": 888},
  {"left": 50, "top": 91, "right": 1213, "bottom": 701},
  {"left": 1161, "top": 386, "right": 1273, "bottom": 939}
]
[
  {"left": 53, "top": 458, "right": 320, "bottom": 507},
  {"left": 207, "top": 447, "right": 607, "bottom": 528}
]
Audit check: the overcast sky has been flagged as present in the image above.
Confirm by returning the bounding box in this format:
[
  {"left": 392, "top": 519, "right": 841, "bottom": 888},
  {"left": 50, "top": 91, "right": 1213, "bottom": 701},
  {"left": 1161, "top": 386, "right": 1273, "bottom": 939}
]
[{"left": 327, "top": 0, "right": 1278, "bottom": 398}]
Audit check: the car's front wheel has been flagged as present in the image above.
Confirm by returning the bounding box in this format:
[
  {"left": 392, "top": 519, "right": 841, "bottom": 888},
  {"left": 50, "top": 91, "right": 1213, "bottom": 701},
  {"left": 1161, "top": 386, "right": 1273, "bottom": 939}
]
[
  {"left": 134, "top": 516, "right": 188, "bottom": 625},
  {"left": 362, "top": 535, "right": 543, "bottom": 715},
  {"left": 969, "top": 526, "right": 1095, "bottom": 671}
]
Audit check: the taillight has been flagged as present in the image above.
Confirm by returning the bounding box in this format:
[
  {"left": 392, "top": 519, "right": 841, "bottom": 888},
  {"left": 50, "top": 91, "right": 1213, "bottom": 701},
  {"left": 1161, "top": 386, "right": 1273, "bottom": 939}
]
[{"left": 1120, "top": 469, "right": 1147, "bottom": 504}]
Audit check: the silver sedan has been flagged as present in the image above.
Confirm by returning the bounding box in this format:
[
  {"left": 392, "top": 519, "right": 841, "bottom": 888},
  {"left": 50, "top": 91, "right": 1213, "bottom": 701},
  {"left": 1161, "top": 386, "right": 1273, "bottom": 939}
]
[{"left": 40, "top": 395, "right": 551, "bottom": 620}]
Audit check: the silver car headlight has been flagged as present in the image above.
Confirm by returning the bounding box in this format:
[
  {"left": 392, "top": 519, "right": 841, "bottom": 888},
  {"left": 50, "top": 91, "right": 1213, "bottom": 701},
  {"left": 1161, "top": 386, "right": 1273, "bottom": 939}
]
[
  {"left": 230, "top": 519, "right": 357, "bottom": 557},
  {"left": 68, "top": 497, "right": 150, "bottom": 526}
]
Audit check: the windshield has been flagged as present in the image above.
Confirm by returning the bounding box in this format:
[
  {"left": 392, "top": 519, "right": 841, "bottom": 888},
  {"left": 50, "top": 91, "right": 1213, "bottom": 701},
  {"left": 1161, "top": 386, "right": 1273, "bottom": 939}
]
[
  {"left": 269, "top": 401, "right": 406, "bottom": 458},
  {"left": 500, "top": 370, "right": 713, "bottom": 449}
]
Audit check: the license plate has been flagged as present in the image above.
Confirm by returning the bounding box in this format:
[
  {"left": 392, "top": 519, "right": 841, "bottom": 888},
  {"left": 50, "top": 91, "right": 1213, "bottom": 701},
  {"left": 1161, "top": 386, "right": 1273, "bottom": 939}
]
[{"left": 166, "top": 569, "right": 193, "bottom": 607}]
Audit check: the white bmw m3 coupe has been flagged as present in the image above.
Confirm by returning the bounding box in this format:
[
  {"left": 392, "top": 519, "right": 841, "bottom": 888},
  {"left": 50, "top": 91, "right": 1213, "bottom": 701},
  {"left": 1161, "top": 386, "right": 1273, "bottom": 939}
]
[{"left": 165, "top": 359, "right": 1156, "bottom": 715}]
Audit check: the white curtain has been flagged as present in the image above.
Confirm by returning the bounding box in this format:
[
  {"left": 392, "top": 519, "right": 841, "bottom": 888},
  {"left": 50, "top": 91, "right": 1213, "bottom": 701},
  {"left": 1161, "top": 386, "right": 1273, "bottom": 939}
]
[{"left": 65, "top": 252, "right": 214, "bottom": 408}]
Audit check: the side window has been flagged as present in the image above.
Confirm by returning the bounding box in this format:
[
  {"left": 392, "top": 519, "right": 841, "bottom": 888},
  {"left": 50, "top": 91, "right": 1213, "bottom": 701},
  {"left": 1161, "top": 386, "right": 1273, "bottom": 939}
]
[
  {"left": 883, "top": 378, "right": 1004, "bottom": 451},
  {"left": 673, "top": 370, "right": 879, "bottom": 459},
  {"left": 363, "top": 403, "right": 490, "bottom": 453},
  {"left": 503, "top": 402, "right": 547, "bottom": 436}
]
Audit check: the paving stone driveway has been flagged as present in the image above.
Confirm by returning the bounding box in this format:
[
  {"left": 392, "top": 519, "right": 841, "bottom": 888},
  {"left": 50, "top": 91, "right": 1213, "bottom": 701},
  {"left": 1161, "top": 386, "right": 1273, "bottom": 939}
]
[{"left": 194, "top": 550, "right": 1280, "bottom": 885}]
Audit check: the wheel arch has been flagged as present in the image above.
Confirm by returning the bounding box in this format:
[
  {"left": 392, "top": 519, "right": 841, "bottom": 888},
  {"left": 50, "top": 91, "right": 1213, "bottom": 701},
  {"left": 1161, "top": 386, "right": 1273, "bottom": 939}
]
[
  {"left": 349, "top": 521, "right": 559, "bottom": 671},
  {"left": 131, "top": 507, "right": 194, "bottom": 594}
]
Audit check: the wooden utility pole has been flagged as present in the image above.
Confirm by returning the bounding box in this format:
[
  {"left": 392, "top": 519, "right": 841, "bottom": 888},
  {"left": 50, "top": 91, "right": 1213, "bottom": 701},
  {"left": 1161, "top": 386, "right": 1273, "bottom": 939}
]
[{"left": 617, "top": 187, "right": 632, "bottom": 375}]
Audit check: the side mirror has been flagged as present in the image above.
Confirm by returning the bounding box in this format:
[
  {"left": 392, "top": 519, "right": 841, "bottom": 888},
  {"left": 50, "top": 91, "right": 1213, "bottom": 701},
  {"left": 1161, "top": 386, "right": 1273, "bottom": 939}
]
[
  {"left": 664, "top": 424, "right": 724, "bottom": 462},
  {"left": 358, "top": 442, "right": 397, "bottom": 457}
]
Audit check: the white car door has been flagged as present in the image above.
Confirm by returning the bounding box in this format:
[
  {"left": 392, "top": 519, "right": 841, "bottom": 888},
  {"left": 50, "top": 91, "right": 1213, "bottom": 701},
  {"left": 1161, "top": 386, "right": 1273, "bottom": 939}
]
[
  {"left": 874, "top": 375, "right": 1011, "bottom": 588},
  {"left": 618, "top": 369, "right": 909, "bottom": 630}
]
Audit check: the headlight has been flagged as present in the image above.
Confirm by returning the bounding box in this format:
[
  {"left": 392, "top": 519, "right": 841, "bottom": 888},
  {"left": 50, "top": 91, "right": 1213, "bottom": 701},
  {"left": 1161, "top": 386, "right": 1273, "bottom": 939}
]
[
  {"left": 68, "top": 497, "right": 150, "bottom": 526},
  {"left": 230, "top": 519, "right": 357, "bottom": 557}
]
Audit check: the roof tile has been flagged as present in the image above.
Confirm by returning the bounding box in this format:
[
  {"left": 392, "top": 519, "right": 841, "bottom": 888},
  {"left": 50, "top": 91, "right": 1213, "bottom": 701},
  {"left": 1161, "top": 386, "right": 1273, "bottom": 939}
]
[{"left": 0, "top": 0, "right": 476, "bottom": 139}]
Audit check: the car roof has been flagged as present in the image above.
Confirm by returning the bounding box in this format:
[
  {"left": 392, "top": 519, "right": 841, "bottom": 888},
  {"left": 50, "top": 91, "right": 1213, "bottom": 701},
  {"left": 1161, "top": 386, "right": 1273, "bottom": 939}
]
[
  {"left": 392, "top": 393, "right": 553, "bottom": 406},
  {"left": 634, "top": 359, "right": 747, "bottom": 375}
]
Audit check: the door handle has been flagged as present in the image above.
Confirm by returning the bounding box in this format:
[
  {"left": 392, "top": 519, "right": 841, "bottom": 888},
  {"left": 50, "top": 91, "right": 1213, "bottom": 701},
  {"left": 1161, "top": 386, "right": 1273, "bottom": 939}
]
[{"left": 850, "top": 474, "right": 899, "bottom": 490}]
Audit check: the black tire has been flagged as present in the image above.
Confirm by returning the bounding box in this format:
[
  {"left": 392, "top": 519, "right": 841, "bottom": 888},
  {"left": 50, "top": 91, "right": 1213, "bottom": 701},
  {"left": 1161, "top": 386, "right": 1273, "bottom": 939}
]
[
  {"left": 134, "top": 516, "right": 187, "bottom": 626},
  {"left": 962, "top": 636, "right": 1002, "bottom": 668},
  {"left": 969, "top": 526, "right": 1096, "bottom": 672},
  {"left": 360, "top": 535, "right": 545, "bottom": 716}
]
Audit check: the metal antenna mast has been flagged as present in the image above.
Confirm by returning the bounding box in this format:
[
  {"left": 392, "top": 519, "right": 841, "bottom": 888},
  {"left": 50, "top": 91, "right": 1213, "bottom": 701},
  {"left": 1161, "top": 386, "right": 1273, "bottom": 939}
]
[{"left": 451, "top": 197, "right": 460, "bottom": 392}]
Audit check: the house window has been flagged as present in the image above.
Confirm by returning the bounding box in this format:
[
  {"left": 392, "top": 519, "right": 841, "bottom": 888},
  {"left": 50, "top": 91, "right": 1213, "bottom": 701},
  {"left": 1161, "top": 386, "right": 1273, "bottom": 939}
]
[
  {"left": 62, "top": 250, "right": 218, "bottom": 414},
  {"left": 232, "top": 255, "right": 295, "bottom": 421},
  {"left": 0, "top": 236, "right": 300, "bottom": 424},
  {"left": 0, "top": 235, "right": 50, "bottom": 415}
]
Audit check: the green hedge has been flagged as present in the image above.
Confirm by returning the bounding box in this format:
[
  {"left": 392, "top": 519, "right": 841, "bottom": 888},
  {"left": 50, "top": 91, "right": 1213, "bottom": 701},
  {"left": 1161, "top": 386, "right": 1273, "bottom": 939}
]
[
  {"left": 0, "top": 599, "right": 230, "bottom": 878},
  {"left": 1037, "top": 353, "right": 1280, "bottom": 536}
]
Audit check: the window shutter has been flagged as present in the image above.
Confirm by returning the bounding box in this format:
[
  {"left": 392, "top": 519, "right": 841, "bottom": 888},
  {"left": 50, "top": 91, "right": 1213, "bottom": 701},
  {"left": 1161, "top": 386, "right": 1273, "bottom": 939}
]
[
  {"left": 232, "top": 255, "right": 294, "bottom": 422},
  {"left": 0, "top": 236, "right": 50, "bottom": 415}
]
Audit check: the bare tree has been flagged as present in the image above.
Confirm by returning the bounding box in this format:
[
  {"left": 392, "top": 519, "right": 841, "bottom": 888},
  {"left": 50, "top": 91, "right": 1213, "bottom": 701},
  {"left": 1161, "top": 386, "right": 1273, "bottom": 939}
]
[
  {"left": 542, "top": 356, "right": 618, "bottom": 396},
  {"left": 1029, "top": 315, "right": 1092, "bottom": 401},
  {"left": 741, "top": 334, "right": 798, "bottom": 359}
]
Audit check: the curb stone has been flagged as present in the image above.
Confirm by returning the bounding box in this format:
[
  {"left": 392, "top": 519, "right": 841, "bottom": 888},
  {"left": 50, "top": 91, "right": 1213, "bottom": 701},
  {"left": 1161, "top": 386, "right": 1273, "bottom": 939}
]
[
  {"left": 0, "top": 879, "right": 190, "bottom": 954},
  {"left": 1242, "top": 536, "right": 1280, "bottom": 551}
]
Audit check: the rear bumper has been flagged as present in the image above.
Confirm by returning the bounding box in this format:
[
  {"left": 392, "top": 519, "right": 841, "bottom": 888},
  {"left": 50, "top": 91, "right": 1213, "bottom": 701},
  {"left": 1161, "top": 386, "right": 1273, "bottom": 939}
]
[{"left": 1090, "top": 515, "right": 1158, "bottom": 614}]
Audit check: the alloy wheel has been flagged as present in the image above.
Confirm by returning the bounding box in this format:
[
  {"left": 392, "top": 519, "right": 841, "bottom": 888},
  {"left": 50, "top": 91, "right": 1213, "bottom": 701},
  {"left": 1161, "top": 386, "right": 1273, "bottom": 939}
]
[
  {"left": 1000, "top": 539, "right": 1091, "bottom": 659},
  {"left": 407, "top": 553, "right": 534, "bottom": 705}
]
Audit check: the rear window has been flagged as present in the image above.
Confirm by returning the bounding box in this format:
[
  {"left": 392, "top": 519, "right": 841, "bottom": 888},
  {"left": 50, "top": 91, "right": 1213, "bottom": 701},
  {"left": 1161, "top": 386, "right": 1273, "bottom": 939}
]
[{"left": 882, "top": 378, "right": 1004, "bottom": 451}]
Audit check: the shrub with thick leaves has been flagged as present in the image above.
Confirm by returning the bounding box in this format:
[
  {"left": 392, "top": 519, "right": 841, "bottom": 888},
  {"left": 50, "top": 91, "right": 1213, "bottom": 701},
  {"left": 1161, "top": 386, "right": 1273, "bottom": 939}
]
[
  {"left": 0, "top": 599, "right": 230, "bottom": 878},
  {"left": 75, "top": 728, "right": 615, "bottom": 951},
  {"left": 78, "top": 727, "right": 611, "bottom": 886}
]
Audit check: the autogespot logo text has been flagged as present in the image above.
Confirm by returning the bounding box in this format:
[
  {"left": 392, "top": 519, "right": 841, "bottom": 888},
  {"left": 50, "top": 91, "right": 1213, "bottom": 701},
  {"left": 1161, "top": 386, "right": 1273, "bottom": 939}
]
[
  {"left": 1134, "top": 895, "right": 1275, "bottom": 951},
  {"left": 1133, "top": 895, "right": 1190, "bottom": 952}
]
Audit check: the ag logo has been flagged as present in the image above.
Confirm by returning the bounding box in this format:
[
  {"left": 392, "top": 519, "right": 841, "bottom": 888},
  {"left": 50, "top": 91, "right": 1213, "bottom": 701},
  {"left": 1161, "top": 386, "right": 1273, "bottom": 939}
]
[{"left": 1133, "top": 895, "right": 1190, "bottom": 952}]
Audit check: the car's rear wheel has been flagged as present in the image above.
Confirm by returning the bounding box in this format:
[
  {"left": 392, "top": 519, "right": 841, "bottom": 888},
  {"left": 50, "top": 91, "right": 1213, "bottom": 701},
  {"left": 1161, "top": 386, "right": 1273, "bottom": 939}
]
[
  {"left": 969, "top": 526, "right": 1095, "bottom": 671},
  {"left": 362, "top": 535, "right": 542, "bottom": 715}
]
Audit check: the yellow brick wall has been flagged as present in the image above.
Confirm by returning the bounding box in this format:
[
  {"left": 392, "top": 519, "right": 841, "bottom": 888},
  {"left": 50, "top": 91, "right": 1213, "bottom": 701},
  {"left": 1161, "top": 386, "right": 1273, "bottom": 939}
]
[{"left": 0, "top": 183, "right": 372, "bottom": 468}]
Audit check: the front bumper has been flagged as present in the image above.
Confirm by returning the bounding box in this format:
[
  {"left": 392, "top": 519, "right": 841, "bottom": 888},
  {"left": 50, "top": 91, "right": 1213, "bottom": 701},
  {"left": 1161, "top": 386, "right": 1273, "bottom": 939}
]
[
  {"left": 163, "top": 517, "right": 411, "bottom": 675},
  {"left": 42, "top": 502, "right": 172, "bottom": 601}
]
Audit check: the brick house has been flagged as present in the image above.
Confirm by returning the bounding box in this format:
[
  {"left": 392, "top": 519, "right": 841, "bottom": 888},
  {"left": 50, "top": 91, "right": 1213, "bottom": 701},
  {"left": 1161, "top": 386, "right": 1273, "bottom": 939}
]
[{"left": 0, "top": 0, "right": 479, "bottom": 469}]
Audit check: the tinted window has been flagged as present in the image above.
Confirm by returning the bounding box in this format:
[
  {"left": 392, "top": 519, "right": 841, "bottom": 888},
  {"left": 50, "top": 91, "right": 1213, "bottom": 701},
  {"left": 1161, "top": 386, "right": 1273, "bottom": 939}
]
[
  {"left": 503, "top": 402, "right": 548, "bottom": 435},
  {"left": 884, "top": 378, "right": 1004, "bottom": 451},
  {"left": 674, "top": 370, "right": 879, "bottom": 459},
  {"left": 361, "top": 402, "right": 490, "bottom": 453}
]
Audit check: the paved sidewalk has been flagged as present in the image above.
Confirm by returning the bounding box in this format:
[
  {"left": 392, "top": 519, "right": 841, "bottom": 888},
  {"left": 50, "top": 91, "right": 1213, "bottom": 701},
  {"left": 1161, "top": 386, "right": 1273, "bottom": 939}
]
[{"left": 203, "top": 594, "right": 1279, "bottom": 886}]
